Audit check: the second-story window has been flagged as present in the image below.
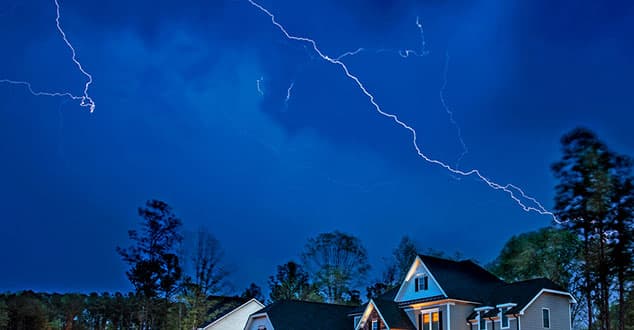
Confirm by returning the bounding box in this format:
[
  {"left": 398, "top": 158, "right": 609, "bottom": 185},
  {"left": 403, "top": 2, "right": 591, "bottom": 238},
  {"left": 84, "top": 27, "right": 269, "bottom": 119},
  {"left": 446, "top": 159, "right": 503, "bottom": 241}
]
[
  {"left": 415, "top": 275, "right": 429, "bottom": 292},
  {"left": 372, "top": 319, "right": 379, "bottom": 330}
]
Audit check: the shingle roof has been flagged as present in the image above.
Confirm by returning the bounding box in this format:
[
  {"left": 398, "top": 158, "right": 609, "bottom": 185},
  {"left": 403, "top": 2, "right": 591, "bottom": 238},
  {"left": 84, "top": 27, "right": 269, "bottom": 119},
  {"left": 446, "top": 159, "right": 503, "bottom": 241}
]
[
  {"left": 257, "top": 300, "right": 357, "bottom": 330},
  {"left": 418, "top": 254, "right": 505, "bottom": 303},
  {"left": 465, "top": 278, "right": 569, "bottom": 320},
  {"left": 373, "top": 288, "right": 416, "bottom": 330},
  {"left": 200, "top": 295, "right": 251, "bottom": 328}
]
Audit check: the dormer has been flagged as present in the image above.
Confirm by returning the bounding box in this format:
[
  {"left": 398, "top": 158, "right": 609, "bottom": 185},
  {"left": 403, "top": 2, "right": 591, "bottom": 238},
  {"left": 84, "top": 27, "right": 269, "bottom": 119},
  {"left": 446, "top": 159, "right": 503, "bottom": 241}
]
[{"left": 394, "top": 256, "right": 446, "bottom": 302}]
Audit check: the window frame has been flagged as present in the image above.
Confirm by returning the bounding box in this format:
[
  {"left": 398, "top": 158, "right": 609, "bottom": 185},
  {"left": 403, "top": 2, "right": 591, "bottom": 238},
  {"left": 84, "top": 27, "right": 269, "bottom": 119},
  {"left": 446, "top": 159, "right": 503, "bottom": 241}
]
[
  {"left": 477, "top": 312, "right": 487, "bottom": 330},
  {"left": 500, "top": 308, "right": 510, "bottom": 329},
  {"left": 354, "top": 316, "right": 361, "bottom": 328},
  {"left": 415, "top": 274, "right": 429, "bottom": 292},
  {"left": 419, "top": 308, "right": 442, "bottom": 330},
  {"left": 542, "top": 308, "right": 550, "bottom": 329}
]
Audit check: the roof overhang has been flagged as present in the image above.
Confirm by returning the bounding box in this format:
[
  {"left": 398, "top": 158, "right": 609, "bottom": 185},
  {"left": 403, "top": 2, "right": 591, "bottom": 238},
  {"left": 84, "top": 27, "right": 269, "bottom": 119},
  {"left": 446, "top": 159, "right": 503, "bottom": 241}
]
[
  {"left": 394, "top": 256, "right": 448, "bottom": 302},
  {"left": 518, "top": 289, "right": 577, "bottom": 315},
  {"left": 355, "top": 299, "right": 391, "bottom": 330},
  {"left": 242, "top": 312, "right": 270, "bottom": 330},
  {"left": 202, "top": 299, "right": 264, "bottom": 330}
]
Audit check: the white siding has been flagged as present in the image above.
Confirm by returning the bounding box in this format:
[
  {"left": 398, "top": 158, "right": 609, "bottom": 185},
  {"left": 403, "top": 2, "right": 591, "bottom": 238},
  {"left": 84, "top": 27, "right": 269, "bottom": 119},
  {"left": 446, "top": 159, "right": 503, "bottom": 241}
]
[
  {"left": 203, "top": 300, "right": 265, "bottom": 330},
  {"left": 396, "top": 257, "right": 445, "bottom": 302},
  {"left": 245, "top": 315, "right": 275, "bottom": 330}
]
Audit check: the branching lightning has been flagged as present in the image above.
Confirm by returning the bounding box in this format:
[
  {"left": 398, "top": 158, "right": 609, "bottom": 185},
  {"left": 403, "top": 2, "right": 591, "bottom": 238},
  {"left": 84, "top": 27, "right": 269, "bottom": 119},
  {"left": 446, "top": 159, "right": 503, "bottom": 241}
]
[
  {"left": 440, "top": 51, "right": 468, "bottom": 169},
  {"left": 335, "top": 16, "right": 429, "bottom": 60},
  {"left": 246, "top": 0, "right": 559, "bottom": 223},
  {"left": 0, "top": 0, "right": 95, "bottom": 112}
]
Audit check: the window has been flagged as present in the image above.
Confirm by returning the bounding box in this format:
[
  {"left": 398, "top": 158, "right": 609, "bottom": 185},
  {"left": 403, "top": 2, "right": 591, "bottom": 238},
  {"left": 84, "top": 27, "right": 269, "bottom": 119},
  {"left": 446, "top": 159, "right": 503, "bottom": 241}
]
[
  {"left": 372, "top": 319, "right": 379, "bottom": 330},
  {"left": 415, "top": 275, "right": 429, "bottom": 292},
  {"left": 257, "top": 326, "right": 266, "bottom": 330},
  {"left": 354, "top": 316, "right": 361, "bottom": 328},
  {"left": 500, "top": 309, "right": 509, "bottom": 329},
  {"left": 542, "top": 308, "right": 550, "bottom": 328},
  {"left": 478, "top": 312, "right": 486, "bottom": 330},
  {"left": 419, "top": 310, "right": 442, "bottom": 330}
]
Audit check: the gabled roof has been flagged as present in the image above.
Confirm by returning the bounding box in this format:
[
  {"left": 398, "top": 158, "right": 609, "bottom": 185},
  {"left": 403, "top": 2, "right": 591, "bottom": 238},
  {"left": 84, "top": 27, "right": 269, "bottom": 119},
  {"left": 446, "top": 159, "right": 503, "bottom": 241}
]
[
  {"left": 255, "top": 300, "right": 357, "bottom": 330},
  {"left": 374, "top": 296, "right": 416, "bottom": 330},
  {"left": 465, "top": 278, "right": 571, "bottom": 320},
  {"left": 199, "top": 295, "right": 252, "bottom": 328},
  {"left": 417, "top": 254, "right": 504, "bottom": 303}
]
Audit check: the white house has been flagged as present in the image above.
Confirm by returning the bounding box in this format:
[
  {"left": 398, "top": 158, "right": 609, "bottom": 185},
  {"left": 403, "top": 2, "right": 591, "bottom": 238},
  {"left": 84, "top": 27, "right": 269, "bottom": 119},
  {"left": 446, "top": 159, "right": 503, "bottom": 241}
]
[
  {"left": 198, "top": 296, "right": 264, "bottom": 330},
  {"left": 243, "top": 254, "right": 576, "bottom": 330}
]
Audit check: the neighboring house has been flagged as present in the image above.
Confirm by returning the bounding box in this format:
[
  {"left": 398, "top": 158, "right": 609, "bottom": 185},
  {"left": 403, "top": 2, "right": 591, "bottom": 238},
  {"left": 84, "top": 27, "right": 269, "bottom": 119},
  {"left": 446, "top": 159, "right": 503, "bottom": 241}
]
[
  {"left": 198, "top": 296, "right": 264, "bottom": 330},
  {"left": 243, "top": 300, "right": 357, "bottom": 330},
  {"left": 243, "top": 254, "right": 575, "bottom": 330}
]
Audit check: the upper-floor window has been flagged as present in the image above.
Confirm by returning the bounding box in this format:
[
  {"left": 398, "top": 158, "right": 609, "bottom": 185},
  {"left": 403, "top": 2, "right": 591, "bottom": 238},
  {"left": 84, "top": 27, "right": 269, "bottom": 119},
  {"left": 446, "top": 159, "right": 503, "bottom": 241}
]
[
  {"left": 542, "top": 308, "right": 550, "bottom": 328},
  {"left": 414, "top": 275, "right": 429, "bottom": 292},
  {"left": 257, "top": 326, "right": 267, "bottom": 330},
  {"left": 372, "top": 319, "right": 379, "bottom": 330},
  {"left": 500, "top": 308, "right": 509, "bottom": 329}
]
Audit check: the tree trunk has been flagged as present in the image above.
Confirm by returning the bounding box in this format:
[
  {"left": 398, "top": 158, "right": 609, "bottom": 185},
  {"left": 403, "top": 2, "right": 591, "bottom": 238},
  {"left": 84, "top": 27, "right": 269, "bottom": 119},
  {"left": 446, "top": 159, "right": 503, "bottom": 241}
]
[
  {"left": 584, "top": 231, "right": 593, "bottom": 330},
  {"left": 618, "top": 269, "right": 625, "bottom": 330}
]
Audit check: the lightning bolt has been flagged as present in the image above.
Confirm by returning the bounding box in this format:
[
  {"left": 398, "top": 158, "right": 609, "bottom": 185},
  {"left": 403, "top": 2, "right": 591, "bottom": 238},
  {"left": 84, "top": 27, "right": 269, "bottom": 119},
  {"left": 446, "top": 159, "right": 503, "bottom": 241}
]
[
  {"left": 246, "top": 0, "right": 559, "bottom": 223},
  {"left": 256, "top": 76, "right": 265, "bottom": 96},
  {"left": 0, "top": 0, "right": 95, "bottom": 112},
  {"left": 284, "top": 80, "right": 295, "bottom": 107},
  {"left": 440, "top": 51, "right": 468, "bottom": 169},
  {"left": 336, "top": 16, "right": 429, "bottom": 60}
]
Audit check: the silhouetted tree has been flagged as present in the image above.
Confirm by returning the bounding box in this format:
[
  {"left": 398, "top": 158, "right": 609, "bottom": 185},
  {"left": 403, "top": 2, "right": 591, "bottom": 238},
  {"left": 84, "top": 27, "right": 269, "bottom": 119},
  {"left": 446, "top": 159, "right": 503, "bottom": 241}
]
[
  {"left": 117, "top": 199, "right": 184, "bottom": 329},
  {"left": 488, "top": 227, "right": 584, "bottom": 328},
  {"left": 0, "top": 299, "right": 8, "bottom": 329},
  {"left": 179, "top": 227, "right": 229, "bottom": 330},
  {"left": 552, "top": 127, "right": 634, "bottom": 330},
  {"left": 392, "top": 236, "right": 418, "bottom": 282},
  {"left": 301, "top": 231, "right": 370, "bottom": 304},
  {"left": 241, "top": 283, "right": 264, "bottom": 302},
  {"left": 268, "top": 261, "right": 321, "bottom": 303}
]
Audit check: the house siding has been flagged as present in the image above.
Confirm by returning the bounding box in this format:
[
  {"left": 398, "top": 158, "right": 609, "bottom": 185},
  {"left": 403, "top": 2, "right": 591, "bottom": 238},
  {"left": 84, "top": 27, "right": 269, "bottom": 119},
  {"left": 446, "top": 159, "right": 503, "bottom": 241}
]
[
  {"left": 450, "top": 303, "right": 474, "bottom": 330},
  {"left": 360, "top": 308, "right": 388, "bottom": 330},
  {"left": 520, "top": 293, "right": 571, "bottom": 330},
  {"left": 203, "top": 300, "right": 264, "bottom": 330},
  {"left": 245, "top": 315, "right": 275, "bottom": 330}
]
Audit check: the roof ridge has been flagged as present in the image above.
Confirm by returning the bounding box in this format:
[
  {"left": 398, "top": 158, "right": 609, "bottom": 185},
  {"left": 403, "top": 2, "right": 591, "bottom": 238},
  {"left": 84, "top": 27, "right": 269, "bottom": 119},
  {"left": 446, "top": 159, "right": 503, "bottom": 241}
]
[{"left": 275, "top": 299, "right": 358, "bottom": 308}]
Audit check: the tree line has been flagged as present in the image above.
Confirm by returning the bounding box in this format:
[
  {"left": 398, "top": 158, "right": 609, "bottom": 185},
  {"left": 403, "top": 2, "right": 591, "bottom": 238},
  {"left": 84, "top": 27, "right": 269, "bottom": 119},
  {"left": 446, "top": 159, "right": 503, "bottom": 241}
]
[{"left": 0, "top": 127, "right": 631, "bottom": 330}]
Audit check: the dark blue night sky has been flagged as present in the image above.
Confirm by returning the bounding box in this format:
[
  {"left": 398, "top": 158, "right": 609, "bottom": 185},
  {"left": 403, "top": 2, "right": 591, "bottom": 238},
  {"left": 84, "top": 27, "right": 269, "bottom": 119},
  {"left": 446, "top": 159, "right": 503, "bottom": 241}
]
[{"left": 0, "top": 0, "right": 632, "bottom": 294}]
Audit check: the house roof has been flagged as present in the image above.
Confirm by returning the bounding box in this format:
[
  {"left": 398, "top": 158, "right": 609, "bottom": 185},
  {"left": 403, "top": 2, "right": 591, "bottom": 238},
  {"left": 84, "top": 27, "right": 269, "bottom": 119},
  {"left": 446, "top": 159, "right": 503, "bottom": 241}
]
[
  {"left": 199, "top": 295, "right": 251, "bottom": 328},
  {"left": 256, "top": 300, "right": 357, "bottom": 330},
  {"left": 418, "top": 254, "right": 504, "bottom": 303},
  {"left": 374, "top": 296, "right": 416, "bottom": 330},
  {"left": 465, "top": 278, "right": 569, "bottom": 320}
]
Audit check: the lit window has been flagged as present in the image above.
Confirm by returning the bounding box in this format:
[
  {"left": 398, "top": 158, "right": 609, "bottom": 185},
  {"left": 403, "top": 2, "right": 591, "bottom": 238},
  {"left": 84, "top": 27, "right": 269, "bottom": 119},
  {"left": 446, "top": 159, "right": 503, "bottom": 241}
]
[
  {"left": 542, "top": 309, "right": 550, "bottom": 328},
  {"left": 372, "top": 319, "right": 379, "bottom": 330},
  {"left": 419, "top": 310, "right": 442, "bottom": 330}
]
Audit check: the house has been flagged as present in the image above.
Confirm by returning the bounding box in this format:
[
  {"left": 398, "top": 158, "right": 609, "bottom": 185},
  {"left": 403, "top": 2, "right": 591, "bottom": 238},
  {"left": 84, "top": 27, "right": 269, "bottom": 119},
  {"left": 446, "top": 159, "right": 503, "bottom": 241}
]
[
  {"left": 198, "top": 296, "right": 264, "bottom": 330},
  {"left": 243, "top": 254, "right": 575, "bottom": 330},
  {"left": 244, "top": 299, "right": 357, "bottom": 330}
]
